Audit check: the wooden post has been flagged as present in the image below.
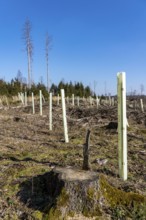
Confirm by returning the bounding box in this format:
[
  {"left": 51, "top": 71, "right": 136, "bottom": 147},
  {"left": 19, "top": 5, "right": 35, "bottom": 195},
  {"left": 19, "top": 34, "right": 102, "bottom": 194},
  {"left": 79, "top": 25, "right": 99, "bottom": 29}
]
[
  {"left": 32, "top": 92, "right": 35, "bottom": 114},
  {"left": 39, "top": 90, "right": 42, "bottom": 116},
  {"left": 49, "top": 92, "right": 52, "bottom": 130},
  {"left": 117, "top": 72, "right": 127, "bottom": 181},
  {"left": 82, "top": 129, "right": 91, "bottom": 170},
  {"left": 61, "top": 89, "right": 69, "bottom": 143}
]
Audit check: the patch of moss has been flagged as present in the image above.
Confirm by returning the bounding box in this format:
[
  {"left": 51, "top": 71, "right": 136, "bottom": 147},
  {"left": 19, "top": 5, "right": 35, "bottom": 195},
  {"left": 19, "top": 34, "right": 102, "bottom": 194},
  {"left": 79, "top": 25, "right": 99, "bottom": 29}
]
[
  {"left": 32, "top": 211, "right": 43, "bottom": 220},
  {"left": 68, "top": 210, "right": 75, "bottom": 217},
  {"left": 71, "top": 137, "right": 83, "bottom": 145},
  {"left": 48, "top": 208, "right": 62, "bottom": 220},
  {"left": 139, "top": 129, "right": 146, "bottom": 135},
  {"left": 57, "top": 188, "right": 69, "bottom": 207},
  {"left": 47, "top": 188, "right": 69, "bottom": 219},
  {"left": 87, "top": 187, "right": 95, "bottom": 200},
  {"left": 99, "top": 175, "right": 145, "bottom": 208},
  {"left": 83, "top": 205, "right": 102, "bottom": 217},
  {"left": 82, "top": 187, "right": 102, "bottom": 217}
]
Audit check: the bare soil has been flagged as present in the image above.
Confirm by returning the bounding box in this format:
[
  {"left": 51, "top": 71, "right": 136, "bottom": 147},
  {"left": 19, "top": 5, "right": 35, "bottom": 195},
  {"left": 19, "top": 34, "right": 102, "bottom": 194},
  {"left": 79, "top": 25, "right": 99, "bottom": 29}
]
[{"left": 0, "top": 101, "right": 145, "bottom": 219}]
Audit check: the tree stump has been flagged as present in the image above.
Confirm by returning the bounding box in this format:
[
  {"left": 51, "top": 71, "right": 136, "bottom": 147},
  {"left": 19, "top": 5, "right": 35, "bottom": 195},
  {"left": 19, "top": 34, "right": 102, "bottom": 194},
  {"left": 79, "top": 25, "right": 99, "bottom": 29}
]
[
  {"left": 17, "top": 167, "right": 145, "bottom": 219},
  {"left": 46, "top": 167, "right": 102, "bottom": 219}
]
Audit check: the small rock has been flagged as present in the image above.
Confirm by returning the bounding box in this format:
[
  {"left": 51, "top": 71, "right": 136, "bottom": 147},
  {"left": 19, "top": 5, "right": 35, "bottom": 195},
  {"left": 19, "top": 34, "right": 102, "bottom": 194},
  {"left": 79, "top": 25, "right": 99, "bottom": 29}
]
[
  {"left": 106, "top": 122, "right": 118, "bottom": 129},
  {"left": 93, "top": 158, "right": 108, "bottom": 165}
]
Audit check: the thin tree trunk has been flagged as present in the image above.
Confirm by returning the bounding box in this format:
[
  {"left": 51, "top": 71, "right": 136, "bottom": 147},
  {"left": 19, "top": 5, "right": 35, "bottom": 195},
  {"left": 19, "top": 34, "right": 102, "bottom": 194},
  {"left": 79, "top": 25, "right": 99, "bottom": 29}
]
[{"left": 82, "top": 129, "right": 91, "bottom": 170}]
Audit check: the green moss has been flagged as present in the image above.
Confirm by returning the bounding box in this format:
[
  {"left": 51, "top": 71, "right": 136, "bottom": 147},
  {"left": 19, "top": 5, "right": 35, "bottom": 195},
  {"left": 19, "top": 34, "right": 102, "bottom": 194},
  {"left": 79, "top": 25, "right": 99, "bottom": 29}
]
[
  {"left": 87, "top": 187, "right": 95, "bottom": 200},
  {"left": 71, "top": 137, "right": 83, "bottom": 144},
  {"left": 57, "top": 188, "right": 69, "bottom": 207},
  {"left": 32, "top": 211, "right": 43, "bottom": 220},
  {"left": 68, "top": 211, "right": 75, "bottom": 217},
  {"left": 83, "top": 187, "right": 102, "bottom": 217},
  {"left": 139, "top": 129, "right": 146, "bottom": 135},
  {"left": 83, "top": 205, "right": 102, "bottom": 217},
  {"left": 99, "top": 175, "right": 145, "bottom": 208},
  {"left": 48, "top": 208, "right": 62, "bottom": 220},
  {"left": 47, "top": 189, "right": 69, "bottom": 219}
]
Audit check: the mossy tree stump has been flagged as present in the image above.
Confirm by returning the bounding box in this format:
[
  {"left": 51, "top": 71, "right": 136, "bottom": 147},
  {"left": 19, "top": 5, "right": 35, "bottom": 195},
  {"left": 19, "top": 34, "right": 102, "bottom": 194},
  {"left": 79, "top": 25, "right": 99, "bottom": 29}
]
[
  {"left": 18, "top": 166, "right": 146, "bottom": 219},
  {"left": 46, "top": 167, "right": 101, "bottom": 219},
  {"left": 46, "top": 167, "right": 145, "bottom": 219}
]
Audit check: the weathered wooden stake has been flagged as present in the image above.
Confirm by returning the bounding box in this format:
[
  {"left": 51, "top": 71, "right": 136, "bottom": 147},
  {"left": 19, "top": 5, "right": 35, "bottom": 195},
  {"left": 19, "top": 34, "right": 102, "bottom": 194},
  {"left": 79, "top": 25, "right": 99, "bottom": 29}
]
[
  {"left": 117, "top": 72, "right": 127, "bottom": 181},
  {"left": 39, "top": 90, "right": 42, "bottom": 116},
  {"left": 49, "top": 92, "right": 52, "bottom": 130},
  {"left": 61, "top": 89, "right": 69, "bottom": 143},
  {"left": 32, "top": 92, "right": 35, "bottom": 114},
  {"left": 82, "top": 129, "right": 91, "bottom": 170}
]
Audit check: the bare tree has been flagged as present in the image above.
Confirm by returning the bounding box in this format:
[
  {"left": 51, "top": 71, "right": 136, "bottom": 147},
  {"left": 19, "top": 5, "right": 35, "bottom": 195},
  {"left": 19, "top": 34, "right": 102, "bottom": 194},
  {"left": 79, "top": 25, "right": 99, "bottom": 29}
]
[
  {"left": 16, "top": 70, "right": 23, "bottom": 90},
  {"left": 45, "top": 32, "right": 52, "bottom": 92},
  {"left": 104, "top": 81, "right": 107, "bottom": 96},
  {"left": 140, "top": 84, "right": 144, "bottom": 96},
  {"left": 93, "top": 80, "right": 97, "bottom": 97},
  {"left": 16, "top": 70, "right": 23, "bottom": 83},
  {"left": 22, "top": 18, "right": 33, "bottom": 89}
]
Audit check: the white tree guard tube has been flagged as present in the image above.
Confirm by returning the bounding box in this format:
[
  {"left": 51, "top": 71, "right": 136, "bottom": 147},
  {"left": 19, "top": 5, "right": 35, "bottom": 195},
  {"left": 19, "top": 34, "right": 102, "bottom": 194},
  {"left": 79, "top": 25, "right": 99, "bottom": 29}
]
[
  {"left": 25, "top": 92, "right": 27, "bottom": 106},
  {"left": 39, "top": 90, "right": 42, "bottom": 116},
  {"left": 77, "top": 96, "right": 80, "bottom": 107},
  {"left": 19, "top": 92, "right": 24, "bottom": 105},
  {"left": 67, "top": 96, "right": 69, "bottom": 104},
  {"left": 89, "top": 96, "right": 92, "bottom": 106},
  {"left": 61, "top": 89, "right": 69, "bottom": 143},
  {"left": 140, "top": 99, "right": 144, "bottom": 112},
  {"left": 96, "top": 96, "right": 99, "bottom": 109},
  {"left": 72, "top": 94, "right": 74, "bottom": 106},
  {"left": 57, "top": 94, "right": 60, "bottom": 105},
  {"left": 49, "top": 92, "right": 52, "bottom": 130},
  {"left": 117, "top": 72, "right": 127, "bottom": 181},
  {"left": 109, "top": 95, "right": 111, "bottom": 106},
  {"left": 112, "top": 97, "right": 115, "bottom": 106},
  {"left": 32, "top": 92, "right": 35, "bottom": 114}
]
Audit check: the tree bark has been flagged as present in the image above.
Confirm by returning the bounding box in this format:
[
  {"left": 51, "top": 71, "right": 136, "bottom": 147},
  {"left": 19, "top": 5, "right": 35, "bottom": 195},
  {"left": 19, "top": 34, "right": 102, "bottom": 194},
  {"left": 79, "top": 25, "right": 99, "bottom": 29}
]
[
  {"left": 46, "top": 167, "right": 101, "bottom": 219},
  {"left": 82, "top": 129, "right": 91, "bottom": 170}
]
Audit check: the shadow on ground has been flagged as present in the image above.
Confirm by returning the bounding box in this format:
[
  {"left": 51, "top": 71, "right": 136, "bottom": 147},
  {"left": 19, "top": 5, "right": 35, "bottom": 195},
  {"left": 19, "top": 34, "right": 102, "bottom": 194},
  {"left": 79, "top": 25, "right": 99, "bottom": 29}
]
[{"left": 17, "top": 171, "right": 64, "bottom": 214}]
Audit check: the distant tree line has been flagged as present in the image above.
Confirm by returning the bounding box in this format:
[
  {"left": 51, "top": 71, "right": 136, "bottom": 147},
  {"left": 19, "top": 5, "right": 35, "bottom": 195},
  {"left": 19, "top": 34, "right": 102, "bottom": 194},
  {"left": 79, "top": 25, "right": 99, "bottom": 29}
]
[
  {"left": 0, "top": 78, "right": 48, "bottom": 98},
  {"left": 0, "top": 76, "right": 93, "bottom": 98},
  {"left": 50, "top": 80, "right": 92, "bottom": 97}
]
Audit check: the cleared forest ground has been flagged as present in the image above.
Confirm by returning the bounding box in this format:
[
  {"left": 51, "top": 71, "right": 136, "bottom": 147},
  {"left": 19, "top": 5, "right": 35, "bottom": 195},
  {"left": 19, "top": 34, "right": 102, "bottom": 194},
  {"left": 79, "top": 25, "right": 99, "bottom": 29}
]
[{"left": 0, "top": 101, "right": 145, "bottom": 219}]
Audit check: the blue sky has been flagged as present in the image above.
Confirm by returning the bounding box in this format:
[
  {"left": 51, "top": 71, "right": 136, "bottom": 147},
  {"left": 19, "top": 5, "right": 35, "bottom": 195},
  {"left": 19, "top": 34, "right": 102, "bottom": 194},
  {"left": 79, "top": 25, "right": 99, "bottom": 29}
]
[{"left": 0, "top": 0, "right": 146, "bottom": 95}]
